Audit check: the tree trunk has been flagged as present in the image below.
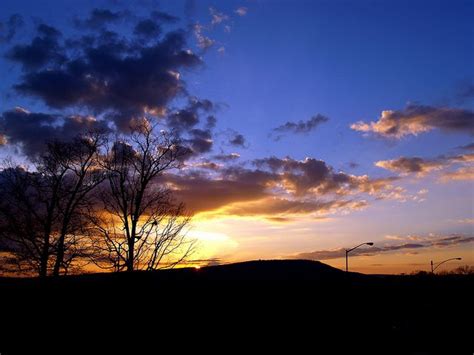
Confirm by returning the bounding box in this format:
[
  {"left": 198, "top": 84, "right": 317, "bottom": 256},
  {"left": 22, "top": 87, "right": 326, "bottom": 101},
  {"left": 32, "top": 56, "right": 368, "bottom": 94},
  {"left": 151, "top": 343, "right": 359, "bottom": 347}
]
[
  {"left": 39, "top": 234, "right": 50, "bottom": 277},
  {"left": 127, "top": 239, "right": 134, "bottom": 272},
  {"left": 52, "top": 234, "right": 65, "bottom": 276}
]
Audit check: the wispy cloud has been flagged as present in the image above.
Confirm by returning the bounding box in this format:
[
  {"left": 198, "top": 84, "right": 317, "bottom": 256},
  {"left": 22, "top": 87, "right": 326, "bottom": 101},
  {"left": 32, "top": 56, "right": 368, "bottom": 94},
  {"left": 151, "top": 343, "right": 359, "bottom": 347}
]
[
  {"left": 209, "top": 7, "right": 229, "bottom": 25},
  {"left": 270, "top": 114, "right": 328, "bottom": 141},
  {"left": 235, "top": 7, "right": 248, "bottom": 16},
  {"left": 293, "top": 234, "right": 474, "bottom": 260},
  {"left": 375, "top": 153, "right": 474, "bottom": 181}
]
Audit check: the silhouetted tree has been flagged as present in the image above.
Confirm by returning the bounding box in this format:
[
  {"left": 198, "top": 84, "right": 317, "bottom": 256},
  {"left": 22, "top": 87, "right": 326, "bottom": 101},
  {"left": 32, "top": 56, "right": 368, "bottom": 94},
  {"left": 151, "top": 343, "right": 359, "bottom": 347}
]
[
  {"left": 87, "top": 120, "right": 193, "bottom": 272},
  {"left": 0, "top": 134, "right": 104, "bottom": 276}
]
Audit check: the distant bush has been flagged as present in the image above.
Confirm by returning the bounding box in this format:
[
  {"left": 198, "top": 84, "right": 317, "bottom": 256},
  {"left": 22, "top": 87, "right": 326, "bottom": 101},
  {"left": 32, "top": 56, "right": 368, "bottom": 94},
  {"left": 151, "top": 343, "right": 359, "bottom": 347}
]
[{"left": 438, "top": 265, "right": 474, "bottom": 275}]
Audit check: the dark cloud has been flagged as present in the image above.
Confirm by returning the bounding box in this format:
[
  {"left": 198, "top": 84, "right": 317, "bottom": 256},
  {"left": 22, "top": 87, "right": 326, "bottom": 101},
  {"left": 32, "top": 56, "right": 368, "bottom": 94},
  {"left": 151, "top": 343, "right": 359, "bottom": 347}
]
[
  {"left": 186, "top": 128, "right": 213, "bottom": 154},
  {"left": 376, "top": 157, "right": 441, "bottom": 174},
  {"left": 375, "top": 153, "right": 473, "bottom": 178},
  {"left": 134, "top": 19, "right": 161, "bottom": 39},
  {"left": 0, "top": 14, "right": 24, "bottom": 43},
  {"left": 271, "top": 114, "right": 328, "bottom": 141},
  {"left": 229, "top": 132, "right": 246, "bottom": 147},
  {"left": 294, "top": 235, "right": 473, "bottom": 260},
  {"left": 74, "top": 8, "right": 124, "bottom": 29},
  {"left": 0, "top": 107, "right": 110, "bottom": 157},
  {"left": 253, "top": 156, "right": 356, "bottom": 195},
  {"left": 212, "top": 153, "right": 240, "bottom": 162},
  {"left": 351, "top": 104, "right": 474, "bottom": 138},
  {"left": 457, "top": 142, "right": 474, "bottom": 151},
  {"left": 150, "top": 11, "right": 179, "bottom": 23},
  {"left": 7, "top": 24, "right": 64, "bottom": 70},
  {"left": 7, "top": 10, "right": 202, "bottom": 132},
  {"left": 205, "top": 115, "right": 217, "bottom": 129},
  {"left": 167, "top": 98, "right": 214, "bottom": 133}
]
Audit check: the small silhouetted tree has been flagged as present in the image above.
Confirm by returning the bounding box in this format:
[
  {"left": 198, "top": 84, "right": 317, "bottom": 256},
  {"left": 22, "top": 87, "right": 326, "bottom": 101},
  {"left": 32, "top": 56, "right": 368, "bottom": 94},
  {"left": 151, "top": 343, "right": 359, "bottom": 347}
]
[{"left": 87, "top": 120, "right": 193, "bottom": 272}]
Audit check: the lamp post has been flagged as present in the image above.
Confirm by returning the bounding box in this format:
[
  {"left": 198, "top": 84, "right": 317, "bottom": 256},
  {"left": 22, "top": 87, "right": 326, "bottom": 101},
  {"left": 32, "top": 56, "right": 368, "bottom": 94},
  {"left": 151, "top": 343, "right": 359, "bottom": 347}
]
[
  {"left": 430, "top": 257, "right": 462, "bottom": 273},
  {"left": 345, "top": 242, "right": 374, "bottom": 272}
]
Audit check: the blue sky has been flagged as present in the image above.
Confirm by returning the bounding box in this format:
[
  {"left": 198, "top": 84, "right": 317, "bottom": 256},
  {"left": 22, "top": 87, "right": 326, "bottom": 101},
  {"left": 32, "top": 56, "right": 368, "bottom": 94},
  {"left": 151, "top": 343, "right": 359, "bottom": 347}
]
[{"left": 0, "top": 0, "right": 473, "bottom": 273}]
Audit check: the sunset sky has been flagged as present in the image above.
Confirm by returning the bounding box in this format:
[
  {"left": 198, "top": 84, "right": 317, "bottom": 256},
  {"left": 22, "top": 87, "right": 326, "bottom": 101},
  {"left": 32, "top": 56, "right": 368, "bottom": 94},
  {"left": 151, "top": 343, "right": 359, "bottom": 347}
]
[{"left": 0, "top": 0, "right": 473, "bottom": 273}]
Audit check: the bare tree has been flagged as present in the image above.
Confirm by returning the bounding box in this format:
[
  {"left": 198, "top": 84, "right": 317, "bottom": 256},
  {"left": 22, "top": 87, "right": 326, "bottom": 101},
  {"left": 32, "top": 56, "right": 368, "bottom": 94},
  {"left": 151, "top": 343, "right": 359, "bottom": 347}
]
[
  {"left": 87, "top": 120, "right": 193, "bottom": 272},
  {"left": 0, "top": 134, "right": 105, "bottom": 277},
  {"left": 0, "top": 163, "right": 56, "bottom": 276},
  {"left": 49, "top": 135, "right": 105, "bottom": 276}
]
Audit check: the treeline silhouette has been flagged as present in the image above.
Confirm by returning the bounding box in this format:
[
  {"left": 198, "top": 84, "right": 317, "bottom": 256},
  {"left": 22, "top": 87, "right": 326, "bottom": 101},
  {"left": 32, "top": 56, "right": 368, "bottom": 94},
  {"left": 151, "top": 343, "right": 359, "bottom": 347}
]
[{"left": 0, "top": 120, "right": 193, "bottom": 277}]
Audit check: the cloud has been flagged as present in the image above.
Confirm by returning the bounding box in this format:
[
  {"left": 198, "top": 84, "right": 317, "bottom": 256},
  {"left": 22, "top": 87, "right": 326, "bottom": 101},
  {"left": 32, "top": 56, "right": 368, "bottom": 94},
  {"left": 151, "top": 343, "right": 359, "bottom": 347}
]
[
  {"left": 457, "top": 142, "right": 474, "bottom": 151},
  {"left": 294, "top": 234, "right": 474, "bottom": 260},
  {"left": 158, "top": 154, "right": 409, "bottom": 219},
  {"left": 0, "top": 107, "right": 110, "bottom": 157},
  {"left": 209, "top": 7, "right": 229, "bottom": 25},
  {"left": 375, "top": 154, "right": 474, "bottom": 180},
  {"left": 271, "top": 114, "right": 328, "bottom": 141},
  {"left": 7, "top": 24, "right": 64, "bottom": 71},
  {"left": 167, "top": 97, "right": 214, "bottom": 133},
  {"left": 351, "top": 104, "right": 474, "bottom": 139},
  {"left": 73, "top": 8, "right": 124, "bottom": 29},
  {"left": 133, "top": 19, "right": 162, "bottom": 39},
  {"left": 229, "top": 132, "right": 246, "bottom": 147},
  {"left": 217, "top": 197, "right": 368, "bottom": 221},
  {"left": 235, "top": 7, "right": 248, "bottom": 16},
  {"left": 375, "top": 157, "right": 445, "bottom": 175},
  {"left": 161, "top": 171, "right": 270, "bottom": 214},
  {"left": 193, "top": 23, "right": 215, "bottom": 50},
  {"left": 253, "top": 156, "right": 399, "bottom": 197},
  {"left": 186, "top": 128, "right": 213, "bottom": 154},
  {"left": 440, "top": 166, "right": 474, "bottom": 181},
  {"left": 0, "top": 14, "right": 23, "bottom": 43},
  {"left": 212, "top": 153, "right": 240, "bottom": 162},
  {"left": 7, "top": 9, "right": 202, "bottom": 132}
]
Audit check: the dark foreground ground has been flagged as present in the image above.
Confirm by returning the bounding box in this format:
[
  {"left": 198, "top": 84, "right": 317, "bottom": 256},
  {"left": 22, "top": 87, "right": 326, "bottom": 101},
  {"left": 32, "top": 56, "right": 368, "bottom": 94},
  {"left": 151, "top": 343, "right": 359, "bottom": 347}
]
[{"left": 0, "top": 260, "right": 472, "bottom": 353}]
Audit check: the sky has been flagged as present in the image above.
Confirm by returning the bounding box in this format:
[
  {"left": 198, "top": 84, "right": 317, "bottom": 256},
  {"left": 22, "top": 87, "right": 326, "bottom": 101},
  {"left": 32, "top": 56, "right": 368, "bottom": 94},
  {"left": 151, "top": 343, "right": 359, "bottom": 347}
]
[{"left": 0, "top": 0, "right": 473, "bottom": 273}]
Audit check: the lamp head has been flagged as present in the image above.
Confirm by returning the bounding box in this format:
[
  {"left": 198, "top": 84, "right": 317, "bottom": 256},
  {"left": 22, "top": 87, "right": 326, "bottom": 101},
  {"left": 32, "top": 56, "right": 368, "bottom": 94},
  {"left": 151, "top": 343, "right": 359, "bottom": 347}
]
[
  {"left": 366, "top": 242, "right": 374, "bottom": 246},
  {"left": 456, "top": 257, "right": 462, "bottom": 260}
]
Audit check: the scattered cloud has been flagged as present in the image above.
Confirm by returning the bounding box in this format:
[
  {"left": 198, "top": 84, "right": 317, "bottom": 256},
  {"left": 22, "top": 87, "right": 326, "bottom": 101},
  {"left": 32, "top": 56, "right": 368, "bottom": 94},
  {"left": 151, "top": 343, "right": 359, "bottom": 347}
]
[
  {"left": 235, "top": 7, "right": 248, "bottom": 16},
  {"left": 229, "top": 132, "right": 246, "bottom": 147},
  {"left": 193, "top": 23, "right": 215, "bottom": 50},
  {"left": 351, "top": 104, "right": 474, "bottom": 139},
  {"left": 209, "top": 7, "right": 229, "bottom": 25},
  {"left": 271, "top": 114, "right": 328, "bottom": 141}
]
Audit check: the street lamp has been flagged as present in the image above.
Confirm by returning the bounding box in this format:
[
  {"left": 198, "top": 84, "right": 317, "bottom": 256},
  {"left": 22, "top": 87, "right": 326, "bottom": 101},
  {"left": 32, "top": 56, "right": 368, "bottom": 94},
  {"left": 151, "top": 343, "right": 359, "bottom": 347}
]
[
  {"left": 345, "top": 242, "right": 374, "bottom": 272},
  {"left": 430, "top": 257, "right": 462, "bottom": 273}
]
